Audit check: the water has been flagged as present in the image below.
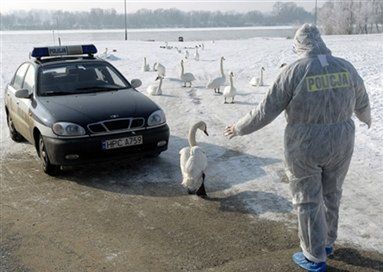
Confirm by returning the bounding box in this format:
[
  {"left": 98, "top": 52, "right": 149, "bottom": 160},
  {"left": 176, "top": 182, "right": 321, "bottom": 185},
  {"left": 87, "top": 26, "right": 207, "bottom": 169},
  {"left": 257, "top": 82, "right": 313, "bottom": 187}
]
[{"left": 1, "top": 26, "right": 297, "bottom": 45}]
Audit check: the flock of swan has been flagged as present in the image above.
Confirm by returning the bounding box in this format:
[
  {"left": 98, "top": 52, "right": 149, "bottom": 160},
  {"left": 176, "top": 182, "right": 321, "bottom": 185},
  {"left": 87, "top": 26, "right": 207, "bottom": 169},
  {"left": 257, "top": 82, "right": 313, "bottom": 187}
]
[
  {"left": 140, "top": 43, "right": 274, "bottom": 197},
  {"left": 142, "top": 43, "right": 267, "bottom": 102}
]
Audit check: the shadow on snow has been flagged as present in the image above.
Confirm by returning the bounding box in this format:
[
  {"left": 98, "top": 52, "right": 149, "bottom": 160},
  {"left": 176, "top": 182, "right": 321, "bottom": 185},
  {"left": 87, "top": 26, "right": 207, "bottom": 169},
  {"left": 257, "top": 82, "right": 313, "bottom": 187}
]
[{"left": 57, "top": 135, "right": 290, "bottom": 215}]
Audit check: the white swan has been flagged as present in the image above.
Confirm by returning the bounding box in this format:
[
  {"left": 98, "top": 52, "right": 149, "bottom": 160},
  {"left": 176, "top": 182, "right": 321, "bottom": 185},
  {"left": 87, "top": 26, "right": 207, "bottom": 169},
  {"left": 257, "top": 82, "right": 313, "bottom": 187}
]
[
  {"left": 249, "top": 67, "right": 265, "bottom": 86},
  {"left": 179, "top": 121, "right": 209, "bottom": 197},
  {"left": 185, "top": 50, "right": 189, "bottom": 59},
  {"left": 147, "top": 76, "right": 163, "bottom": 96},
  {"left": 194, "top": 46, "right": 199, "bottom": 61},
  {"left": 206, "top": 56, "right": 226, "bottom": 93},
  {"left": 99, "top": 48, "right": 109, "bottom": 59},
  {"left": 142, "top": 57, "right": 150, "bottom": 72},
  {"left": 155, "top": 62, "right": 166, "bottom": 77},
  {"left": 165, "top": 42, "right": 172, "bottom": 49},
  {"left": 223, "top": 72, "right": 236, "bottom": 104},
  {"left": 180, "top": 59, "right": 196, "bottom": 87}
]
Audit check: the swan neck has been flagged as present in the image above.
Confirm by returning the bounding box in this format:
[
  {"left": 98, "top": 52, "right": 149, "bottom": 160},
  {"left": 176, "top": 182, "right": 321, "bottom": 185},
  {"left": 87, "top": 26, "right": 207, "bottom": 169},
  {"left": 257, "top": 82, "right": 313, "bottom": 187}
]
[
  {"left": 158, "top": 77, "right": 163, "bottom": 90},
  {"left": 188, "top": 125, "right": 198, "bottom": 147},
  {"left": 230, "top": 75, "right": 233, "bottom": 86},
  {"left": 181, "top": 62, "right": 184, "bottom": 76},
  {"left": 144, "top": 58, "right": 146, "bottom": 65},
  {"left": 220, "top": 59, "right": 224, "bottom": 77}
]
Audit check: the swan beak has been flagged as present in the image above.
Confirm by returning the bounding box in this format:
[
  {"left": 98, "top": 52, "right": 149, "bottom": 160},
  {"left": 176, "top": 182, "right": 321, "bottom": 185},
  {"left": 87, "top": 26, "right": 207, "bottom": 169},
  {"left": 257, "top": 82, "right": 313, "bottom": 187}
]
[
  {"left": 204, "top": 129, "right": 209, "bottom": 136},
  {"left": 155, "top": 76, "right": 160, "bottom": 81}
]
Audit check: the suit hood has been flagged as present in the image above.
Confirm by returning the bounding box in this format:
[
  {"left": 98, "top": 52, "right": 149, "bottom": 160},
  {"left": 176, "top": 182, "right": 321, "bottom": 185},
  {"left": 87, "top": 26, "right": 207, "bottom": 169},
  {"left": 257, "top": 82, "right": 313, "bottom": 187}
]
[{"left": 293, "top": 24, "right": 332, "bottom": 57}]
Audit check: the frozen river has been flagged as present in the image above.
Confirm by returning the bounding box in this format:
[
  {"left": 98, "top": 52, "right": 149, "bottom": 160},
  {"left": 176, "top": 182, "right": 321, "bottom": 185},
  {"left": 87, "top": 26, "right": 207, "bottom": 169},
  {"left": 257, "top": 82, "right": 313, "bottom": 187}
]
[{"left": 1, "top": 26, "right": 297, "bottom": 44}]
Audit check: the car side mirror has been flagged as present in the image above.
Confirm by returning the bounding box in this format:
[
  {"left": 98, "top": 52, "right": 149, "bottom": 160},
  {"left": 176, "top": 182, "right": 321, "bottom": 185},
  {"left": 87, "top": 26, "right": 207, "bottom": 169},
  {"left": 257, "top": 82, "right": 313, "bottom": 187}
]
[
  {"left": 15, "top": 89, "right": 32, "bottom": 99},
  {"left": 131, "top": 79, "right": 142, "bottom": 88}
]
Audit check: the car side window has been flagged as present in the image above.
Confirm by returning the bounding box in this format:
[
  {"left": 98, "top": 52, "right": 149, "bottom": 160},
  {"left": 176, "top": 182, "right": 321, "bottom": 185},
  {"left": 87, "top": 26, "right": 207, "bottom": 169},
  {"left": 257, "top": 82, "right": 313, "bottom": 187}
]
[
  {"left": 12, "top": 63, "right": 30, "bottom": 90},
  {"left": 22, "top": 65, "right": 36, "bottom": 93}
]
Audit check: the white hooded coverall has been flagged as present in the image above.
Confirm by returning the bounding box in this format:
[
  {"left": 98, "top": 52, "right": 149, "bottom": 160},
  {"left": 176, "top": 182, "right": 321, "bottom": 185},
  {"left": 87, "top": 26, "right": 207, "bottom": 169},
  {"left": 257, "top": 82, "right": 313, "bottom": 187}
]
[{"left": 234, "top": 24, "right": 371, "bottom": 263}]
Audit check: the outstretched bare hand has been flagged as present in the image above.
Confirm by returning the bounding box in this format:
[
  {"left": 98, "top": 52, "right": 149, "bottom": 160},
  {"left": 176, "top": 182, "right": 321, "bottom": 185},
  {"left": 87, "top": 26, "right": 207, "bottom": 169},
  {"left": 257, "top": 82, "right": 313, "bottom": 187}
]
[{"left": 224, "top": 124, "right": 237, "bottom": 139}]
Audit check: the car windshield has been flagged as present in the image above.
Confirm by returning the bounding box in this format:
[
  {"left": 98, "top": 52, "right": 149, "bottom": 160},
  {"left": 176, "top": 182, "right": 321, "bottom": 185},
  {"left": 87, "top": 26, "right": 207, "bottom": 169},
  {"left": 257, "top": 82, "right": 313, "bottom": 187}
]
[{"left": 38, "top": 62, "right": 130, "bottom": 96}]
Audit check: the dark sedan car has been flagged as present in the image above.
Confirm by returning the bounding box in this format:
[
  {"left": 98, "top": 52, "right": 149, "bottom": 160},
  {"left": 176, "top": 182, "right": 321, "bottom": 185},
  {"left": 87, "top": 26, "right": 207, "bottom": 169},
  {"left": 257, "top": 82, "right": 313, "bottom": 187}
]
[{"left": 4, "top": 45, "right": 169, "bottom": 175}]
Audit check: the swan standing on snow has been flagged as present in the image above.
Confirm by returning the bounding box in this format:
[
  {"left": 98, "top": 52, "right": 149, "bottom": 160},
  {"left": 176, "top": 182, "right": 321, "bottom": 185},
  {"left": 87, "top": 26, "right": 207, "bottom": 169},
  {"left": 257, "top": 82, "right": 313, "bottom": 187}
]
[
  {"left": 142, "top": 57, "right": 150, "bottom": 72},
  {"left": 194, "top": 46, "right": 199, "bottom": 61},
  {"left": 180, "top": 59, "right": 196, "bottom": 87},
  {"left": 179, "top": 121, "right": 209, "bottom": 197},
  {"left": 154, "top": 62, "right": 166, "bottom": 77},
  {"left": 147, "top": 76, "right": 163, "bottom": 96},
  {"left": 99, "top": 48, "right": 109, "bottom": 59},
  {"left": 206, "top": 56, "right": 226, "bottom": 93},
  {"left": 165, "top": 42, "right": 172, "bottom": 49},
  {"left": 249, "top": 67, "right": 265, "bottom": 86},
  {"left": 223, "top": 72, "right": 236, "bottom": 104}
]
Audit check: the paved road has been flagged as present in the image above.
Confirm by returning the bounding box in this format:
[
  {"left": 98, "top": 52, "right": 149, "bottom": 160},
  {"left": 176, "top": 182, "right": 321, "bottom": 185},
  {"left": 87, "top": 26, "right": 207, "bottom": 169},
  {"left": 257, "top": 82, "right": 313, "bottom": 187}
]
[{"left": 1, "top": 154, "right": 382, "bottom": 272}]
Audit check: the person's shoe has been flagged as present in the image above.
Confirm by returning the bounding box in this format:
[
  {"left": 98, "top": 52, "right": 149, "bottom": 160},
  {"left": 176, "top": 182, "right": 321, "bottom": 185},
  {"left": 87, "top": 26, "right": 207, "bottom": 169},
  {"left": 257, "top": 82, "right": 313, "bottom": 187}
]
[
  {"left": 325, "top": 246, "right": 334, "bottom": 258},
  {"left": 292, "top": 252, "right": 326, "bottom": 272}
]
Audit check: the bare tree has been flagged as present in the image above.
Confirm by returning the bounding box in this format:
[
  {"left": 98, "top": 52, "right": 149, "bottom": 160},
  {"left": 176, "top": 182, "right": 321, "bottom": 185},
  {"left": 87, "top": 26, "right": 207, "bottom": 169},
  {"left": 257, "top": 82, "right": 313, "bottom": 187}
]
[
  {"left": 372, "top": 0, "right": 383, "bottom": 32},
  {"left": 319, "top": 0, "right": 382, "bottom": 35}
]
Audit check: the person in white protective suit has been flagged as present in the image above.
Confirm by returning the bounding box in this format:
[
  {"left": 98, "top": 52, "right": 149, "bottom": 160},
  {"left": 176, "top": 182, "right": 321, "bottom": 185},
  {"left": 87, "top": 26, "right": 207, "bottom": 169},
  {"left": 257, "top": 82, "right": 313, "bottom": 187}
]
[{"left": 225, "top": 24, "right": 371, "bottom": 272}]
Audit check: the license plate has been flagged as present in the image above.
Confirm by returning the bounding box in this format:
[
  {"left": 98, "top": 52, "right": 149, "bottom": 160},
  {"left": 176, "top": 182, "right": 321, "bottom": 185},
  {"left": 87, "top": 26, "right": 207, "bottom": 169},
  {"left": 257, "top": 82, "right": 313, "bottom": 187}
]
[{"left": 102, "top": 135, "right": 143, "bottom": 150}]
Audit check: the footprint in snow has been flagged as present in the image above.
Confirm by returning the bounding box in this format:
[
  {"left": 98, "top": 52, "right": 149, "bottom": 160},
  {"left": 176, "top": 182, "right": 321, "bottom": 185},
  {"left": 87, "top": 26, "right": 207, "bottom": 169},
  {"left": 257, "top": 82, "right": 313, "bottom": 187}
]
[{"left": 188, "top": 88, "right": 202, "bottom": 104}]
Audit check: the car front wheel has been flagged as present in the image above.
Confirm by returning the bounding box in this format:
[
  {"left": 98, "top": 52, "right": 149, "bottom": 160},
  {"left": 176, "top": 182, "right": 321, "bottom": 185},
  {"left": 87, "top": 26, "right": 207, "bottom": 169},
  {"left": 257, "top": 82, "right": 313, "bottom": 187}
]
[
  {"left": 7, "top": 113, "right": 24, "bottom": 142},
  {"left": 39, "top": 135, "right": 60, "bottom": 176}
]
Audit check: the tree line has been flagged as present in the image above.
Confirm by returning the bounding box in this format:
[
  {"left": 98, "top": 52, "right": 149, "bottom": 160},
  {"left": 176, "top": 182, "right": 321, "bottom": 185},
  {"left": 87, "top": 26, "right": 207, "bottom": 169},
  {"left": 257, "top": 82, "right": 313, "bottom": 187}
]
[
  {"left": 1, "top": 2, "right": 313, "bottom": 30},
  {"left": 319, "top": 0, "right": 383, "bottom": 34},
  {"left": 2, "top": 1, "right": 381, "bottom": 34}
]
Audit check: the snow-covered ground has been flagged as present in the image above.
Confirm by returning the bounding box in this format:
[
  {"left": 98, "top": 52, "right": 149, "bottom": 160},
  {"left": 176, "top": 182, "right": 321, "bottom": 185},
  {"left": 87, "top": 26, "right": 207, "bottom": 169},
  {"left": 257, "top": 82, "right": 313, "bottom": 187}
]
[{"left": 1, "top": 33, "right": 382, "bottom": 253}]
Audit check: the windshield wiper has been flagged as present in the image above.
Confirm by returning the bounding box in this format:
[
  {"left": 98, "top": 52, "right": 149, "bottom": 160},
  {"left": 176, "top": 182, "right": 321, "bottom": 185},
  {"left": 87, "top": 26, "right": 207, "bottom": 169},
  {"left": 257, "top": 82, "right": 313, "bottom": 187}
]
[
  {"left": 75, "top": 86, "right": 125, "bottom": 92},
  {"left": 42, "top": 91, "right": 75, "bottom": 96}
]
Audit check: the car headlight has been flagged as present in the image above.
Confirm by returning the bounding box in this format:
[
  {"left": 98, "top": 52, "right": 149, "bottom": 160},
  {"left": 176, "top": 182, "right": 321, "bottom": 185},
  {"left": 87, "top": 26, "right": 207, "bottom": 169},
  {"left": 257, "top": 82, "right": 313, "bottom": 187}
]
[
  {"left": 52, "top": 122, "right": 86, "bottom": 136},
  {"left": 147, "top": 110, "right": 166, "bottom": 127}
]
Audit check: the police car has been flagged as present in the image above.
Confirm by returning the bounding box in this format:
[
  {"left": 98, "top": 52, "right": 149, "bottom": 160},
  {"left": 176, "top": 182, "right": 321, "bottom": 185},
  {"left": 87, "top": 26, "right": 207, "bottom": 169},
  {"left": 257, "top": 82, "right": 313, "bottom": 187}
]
[{"left": 4, "top": 44, "right": 169, "bottom": 175}]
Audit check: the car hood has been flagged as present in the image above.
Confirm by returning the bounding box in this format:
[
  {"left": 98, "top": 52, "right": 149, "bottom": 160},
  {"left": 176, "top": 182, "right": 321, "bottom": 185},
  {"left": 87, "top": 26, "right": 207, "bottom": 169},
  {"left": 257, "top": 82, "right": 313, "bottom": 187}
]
[{"left": 38, "top": 89, "right": 160, "bottom": 126}]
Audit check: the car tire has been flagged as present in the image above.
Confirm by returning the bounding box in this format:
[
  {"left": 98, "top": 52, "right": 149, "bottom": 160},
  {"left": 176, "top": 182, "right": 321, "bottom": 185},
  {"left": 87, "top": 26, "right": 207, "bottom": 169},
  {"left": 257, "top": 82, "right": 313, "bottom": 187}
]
[
  {"left": 38, "top": 135, "right": 60, "bottom": 176},
  {"left": 7, "top": 113, "right": 24, "bottom": 142}
]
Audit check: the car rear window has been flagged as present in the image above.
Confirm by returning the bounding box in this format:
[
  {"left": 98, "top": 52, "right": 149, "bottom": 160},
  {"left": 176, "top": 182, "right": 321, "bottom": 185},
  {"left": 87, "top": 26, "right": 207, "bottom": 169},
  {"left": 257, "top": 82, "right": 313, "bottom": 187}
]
[{"left": 38, "top": 62, "right": 130, "bottom": 96}]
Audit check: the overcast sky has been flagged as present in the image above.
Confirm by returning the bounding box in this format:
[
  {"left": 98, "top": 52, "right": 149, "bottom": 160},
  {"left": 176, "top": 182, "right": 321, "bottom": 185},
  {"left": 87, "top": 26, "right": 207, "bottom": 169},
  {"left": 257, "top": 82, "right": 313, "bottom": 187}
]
[{"left": 1, "top": 0, "right": 324, "bottom": 13}]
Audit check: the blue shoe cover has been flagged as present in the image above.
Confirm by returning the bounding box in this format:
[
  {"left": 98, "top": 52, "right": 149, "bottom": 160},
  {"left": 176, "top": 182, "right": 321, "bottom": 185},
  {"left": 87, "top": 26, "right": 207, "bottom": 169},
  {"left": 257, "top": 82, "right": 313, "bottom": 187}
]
[
  {"left": 325, "top": 246, "right": 333, "bottom": 256},
  {"left": 292, "top": 252, "right": 326, "bottom": 272}
]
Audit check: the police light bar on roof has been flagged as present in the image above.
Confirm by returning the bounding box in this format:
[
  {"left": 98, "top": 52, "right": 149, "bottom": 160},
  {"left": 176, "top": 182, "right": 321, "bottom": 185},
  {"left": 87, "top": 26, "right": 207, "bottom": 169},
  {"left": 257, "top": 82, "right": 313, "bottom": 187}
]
[{"left": 31, "top": 44, "right": 97, "bottom": 58}]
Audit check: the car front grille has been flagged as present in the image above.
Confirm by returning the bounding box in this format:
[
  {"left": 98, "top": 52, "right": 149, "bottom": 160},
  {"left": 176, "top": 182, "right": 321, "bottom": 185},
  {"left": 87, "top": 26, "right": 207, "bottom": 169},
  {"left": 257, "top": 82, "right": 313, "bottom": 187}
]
[{"left": 88, "top": 117, "right": 145, "bottom": 134}]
